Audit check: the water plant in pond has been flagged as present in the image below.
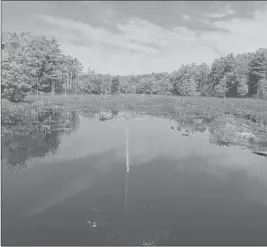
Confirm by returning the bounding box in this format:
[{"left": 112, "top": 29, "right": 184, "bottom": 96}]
[
  {"left": 140, "top": 239, "right": 156, "bottom": 246},
  {"left": 2, "top": 103, "right": 80, "bottom": 134},
  {"left": 174, "top": 115, "right": 267, "bottom": 154}
]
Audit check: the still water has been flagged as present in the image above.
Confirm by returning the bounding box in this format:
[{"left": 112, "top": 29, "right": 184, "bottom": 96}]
[{"left": 2, "top": 113, "right": 267, "bottom": 245}]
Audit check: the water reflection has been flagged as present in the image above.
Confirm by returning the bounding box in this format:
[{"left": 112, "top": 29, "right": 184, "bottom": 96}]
[
  {"left": 3, "top": 109, "right": 266, "bottom": 174},
  {"left": 175, "top": 117, "right": 209, "bottom": 133},
  {"left": 1, "top": 130, "right": 60, "bottom": 171},
  {"left": 2, "top": 110, "right": 267, "bottom": 245},
  {"left": 171, "top": 116, "right": 267, "bottom": 154},
  {"left": 1, "top": 111, "right": 80, "bottom": 172},
  {"left": 93, "top": 109, "right": 266, "bottom": 154}
]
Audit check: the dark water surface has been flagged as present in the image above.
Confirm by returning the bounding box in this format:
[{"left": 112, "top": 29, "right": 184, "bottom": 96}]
[{"left": 2, "top": 114, "right": 267, "bottom": 245}]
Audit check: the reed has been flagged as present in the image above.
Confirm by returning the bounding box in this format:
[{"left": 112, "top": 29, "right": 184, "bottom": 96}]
[
  {"left": 125, "top": 126, "right": 130, "bottom": 173},
  {"left": 125, "top": 126, "right": 130, "bottom": 214},
  {"left": 124, "top": 170, "right": 129, "bottom": 214}
]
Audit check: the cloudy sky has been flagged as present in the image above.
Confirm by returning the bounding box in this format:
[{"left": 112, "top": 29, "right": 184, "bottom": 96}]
[{"left": 2, "top": 1, "right": 267, "bottom": 75}]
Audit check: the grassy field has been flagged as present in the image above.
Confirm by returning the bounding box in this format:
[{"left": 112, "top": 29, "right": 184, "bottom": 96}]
[
  {"left": 2, "top": 93, "right": 266, "bottom": 109},
  {"left": 2, "top": 93, "right": 267, "bottom": 121},
  {"left": 2, "top": 94, "right": 267, "bottom": 119}
]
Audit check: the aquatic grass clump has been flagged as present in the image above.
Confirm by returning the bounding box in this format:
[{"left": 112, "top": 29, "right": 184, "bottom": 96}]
[
  {"left": 1, "top": 103, "right": 71, "bottom": 135},
  {"left": 96, "top": 111, "right": 113, "bottom": 121},
  {"left": 209, "top": 115, "right": 267, "bottom": 150}
]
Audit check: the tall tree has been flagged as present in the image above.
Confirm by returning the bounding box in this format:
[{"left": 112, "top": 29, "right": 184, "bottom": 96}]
[
  {"left": 237, "top": 77, "right": 249, "bottom": 97},
  {"left": 111, "top": 76, "right": 120, "bottom": 94},
  {"left": 213, "top": 75, "right": 229, "bottom": 99},
  {"left": 248, "top": 48, "right": 267, "bottom": 99},
  {"left": 171, "top": 64, "right": 198, "bottom": 96},
  {"left": 208, "top": 53, "right": 235, "bottom": 97},
  {"left": 195, "top": 63, "right": 210, "bottom": 95},
  {"left": 2, "top": 32, "right": 32, "bottom": 101}
]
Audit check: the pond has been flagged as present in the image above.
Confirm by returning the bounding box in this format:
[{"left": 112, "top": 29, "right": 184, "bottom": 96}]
[{"left": 2, "top": 111, "right": 267, "bottom": 245}]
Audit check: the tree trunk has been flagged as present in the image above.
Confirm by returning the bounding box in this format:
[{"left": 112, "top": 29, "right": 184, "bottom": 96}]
[
  {"left": 224, "top": 83, "right": 226, "bottom": 102},
  {"left": 36, "top": 78, "right": 39, "bottom": 97},
  {"left": 70, "top": 71, "right": 73, "bottom": 91},
  {"left": 65, "top": 75, "right": 67, "bottom": 95},
  {"left": 257, "top": 81, "right": 260, "bottom": 100},
  {"left": 66, "top": 72, "right": 69, "bottom": 95},
  {"left": 52, "top": 80, "right": 55, "bottom": 96},
  {"left": 105, "top": 82, "right": 107, "bottom": 95},
  {"left": 61, "top": 73, "right": 65, "bottom": 95},
  {"left": 77, "top": 74, "right": 80, "bottom": 94},
  {"left": 76, "top": 78, "right": 78, "bottom": 95}
]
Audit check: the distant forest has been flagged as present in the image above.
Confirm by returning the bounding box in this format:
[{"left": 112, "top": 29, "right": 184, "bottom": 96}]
[{"left": 2, "top": 32, "right": 267, "bottom": 101}]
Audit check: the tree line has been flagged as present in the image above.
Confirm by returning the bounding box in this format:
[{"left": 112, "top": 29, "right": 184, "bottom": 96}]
[
  {"left": 2, "top": 32, "right": 267, "bottom": 101},
  {"left": 2, "top": 32, "right": 83, "bottom": 101}
]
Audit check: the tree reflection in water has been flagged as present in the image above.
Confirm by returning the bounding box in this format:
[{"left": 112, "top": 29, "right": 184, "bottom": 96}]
[
  {"left": 1, "top": 111, "right": 80, "bottom": 172},
  {"left": 174, "top": 116, "right": 267, "bottom": 152}
]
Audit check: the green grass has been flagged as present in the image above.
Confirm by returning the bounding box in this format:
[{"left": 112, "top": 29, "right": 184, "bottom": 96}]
[
  {"left": 2, "top": 94, "right": 267, "bottom": 130},
  {"left": 2, "top": 94, "right": 267, "bottom": 119}
]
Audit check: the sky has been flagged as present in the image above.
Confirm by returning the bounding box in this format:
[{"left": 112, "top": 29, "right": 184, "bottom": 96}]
[{"left": 2, "top": 1, "right": 267, "bottom": 75}]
